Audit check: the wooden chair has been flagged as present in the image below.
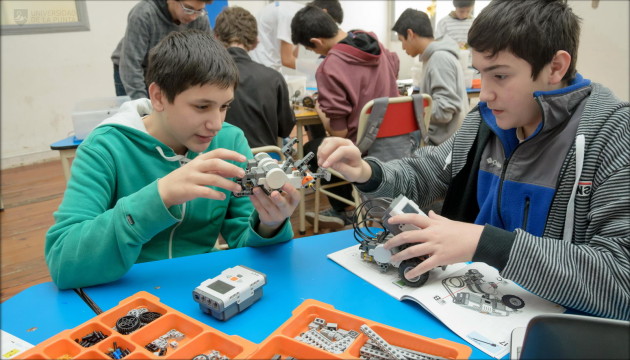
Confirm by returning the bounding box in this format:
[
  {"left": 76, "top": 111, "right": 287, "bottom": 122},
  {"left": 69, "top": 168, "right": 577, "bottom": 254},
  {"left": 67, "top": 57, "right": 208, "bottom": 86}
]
[{"left": 312, "top": 94, "right": 432, "bottom": 234}]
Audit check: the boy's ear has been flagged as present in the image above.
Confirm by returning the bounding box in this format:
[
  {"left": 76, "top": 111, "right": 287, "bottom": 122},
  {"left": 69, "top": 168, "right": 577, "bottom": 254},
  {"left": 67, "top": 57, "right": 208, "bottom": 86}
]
[
  {"left": 310, "top": 38, "right": 324, "bottom": 48},
  {"left": 406, "top": 28, "right": 414, "bottom": 39},
  {"left": 548, "top": 50, "right": 571, "bottom": 85},
  {"left": 148, "top": 82, "right": 166, "bottom": 112}
]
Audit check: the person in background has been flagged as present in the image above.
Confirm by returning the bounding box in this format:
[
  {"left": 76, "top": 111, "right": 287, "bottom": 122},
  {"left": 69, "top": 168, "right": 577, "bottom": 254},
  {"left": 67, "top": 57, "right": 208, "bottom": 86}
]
[
  {"left": 249, "top": 0, "right": 343, "bottom": 72},
  {"left": 315, "top": 0, "right": 629, "bottom": 321},
  {"left": 435, "top": 0, "right": 475, "bottom": 49},
  {"left": 291, "top": 5, "right": 400, "bottom": 229},
  {"left": 47, "top": 30, "right": 300, "bottom": 289},
  {"left": 112, "top": 0, "right": 213, "bottom": 100},
  {"left": 393, "top": 8, "right": 468, "bottom": 146},
  {"left": 248, "top": 1, "right": 303, "bottom": 71},
  {"left": 214, "top": 6, "right": 295, "bottom": 149}
]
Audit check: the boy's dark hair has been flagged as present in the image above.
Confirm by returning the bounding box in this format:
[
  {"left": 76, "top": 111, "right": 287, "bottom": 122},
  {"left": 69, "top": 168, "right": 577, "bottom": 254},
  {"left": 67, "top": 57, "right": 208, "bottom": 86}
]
[
  {"left": 392, "top": 8, "right": 433, "bottom": 39},
  {"left": 291, "top": 5, "right": 338, "bottom": 48},
  {"left": 214, "top": 6, "right": 257, "bottom": 50},
  {"left": 145, "top": 29, "right": 238, "bottom": 103},
  {"left": 468, "top": 0, "right": 581, "bottom": 82},
  {"left": 453, "top": 0, "right": 475, "bottom": 8},
  {"left": 308, "top": 0, "right": 343, "bottom": 24}
]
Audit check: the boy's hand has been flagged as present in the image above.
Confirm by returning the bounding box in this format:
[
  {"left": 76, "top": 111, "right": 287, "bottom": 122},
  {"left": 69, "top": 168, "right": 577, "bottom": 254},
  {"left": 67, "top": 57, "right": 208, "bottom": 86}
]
[
  {"left": 383, "top": 211, "right": 483, "bottom": 279},
  {"left": 317, "top": 137, "right": 372, "bottom": 183},
  {"left": 250, "top": 184, "right": 300, "bottom": 237},
  {"left": 158, "top": 149, "right": 246, "bottom": 208}
]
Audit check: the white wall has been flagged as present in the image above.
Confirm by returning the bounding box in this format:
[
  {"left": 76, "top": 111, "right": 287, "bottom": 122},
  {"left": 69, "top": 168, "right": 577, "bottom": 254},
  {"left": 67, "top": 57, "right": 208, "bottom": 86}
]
[
  {"left": 570, "top": 0, "right": 629, "bottom": 100},
  {"left": 1, "top": 0, "right": 628, "bottom": 169},
  {"left": 1, "top": 0, "right": 138, "bottom": 168}
]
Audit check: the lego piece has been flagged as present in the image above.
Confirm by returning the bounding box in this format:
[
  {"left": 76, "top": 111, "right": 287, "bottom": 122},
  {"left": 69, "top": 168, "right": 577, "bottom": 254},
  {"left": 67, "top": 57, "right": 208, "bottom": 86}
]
[
  {"left": 234, "top": 137, "right": 330, "bottom": 196},
  {"left": 359, "top": 324, "right": 406, "bottom": 360}
]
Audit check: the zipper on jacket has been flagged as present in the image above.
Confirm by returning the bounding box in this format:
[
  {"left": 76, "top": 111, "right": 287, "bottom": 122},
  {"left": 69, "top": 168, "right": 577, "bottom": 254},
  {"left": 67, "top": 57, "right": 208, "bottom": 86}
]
[
  {"left": 496, "top": 97, "right": 545, "bottom": 227},
  {"left": 522, "top": 197, "right": 530, "bottom": 231}
]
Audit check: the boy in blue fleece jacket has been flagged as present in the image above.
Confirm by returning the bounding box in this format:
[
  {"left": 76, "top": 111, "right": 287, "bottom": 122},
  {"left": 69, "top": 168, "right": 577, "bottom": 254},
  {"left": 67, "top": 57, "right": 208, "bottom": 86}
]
[
  {"left": 316, "top": 0, "right": 629, "bottom": 320},
  {"left": 46, "top": 30, "right": 300, "bottom": 290}
]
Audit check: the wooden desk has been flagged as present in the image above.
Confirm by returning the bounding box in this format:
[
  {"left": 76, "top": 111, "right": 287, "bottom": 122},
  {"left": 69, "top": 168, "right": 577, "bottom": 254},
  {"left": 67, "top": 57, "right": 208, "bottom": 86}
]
[{"left": 294, "top": 107, "right": 322, "bottom": 235}]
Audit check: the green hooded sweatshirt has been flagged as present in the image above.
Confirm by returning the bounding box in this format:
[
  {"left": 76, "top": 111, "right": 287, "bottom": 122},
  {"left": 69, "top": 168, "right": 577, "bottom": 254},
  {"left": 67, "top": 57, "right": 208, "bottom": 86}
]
[{"left": 45, "top": 99, "right": 293, "bottom": 289}]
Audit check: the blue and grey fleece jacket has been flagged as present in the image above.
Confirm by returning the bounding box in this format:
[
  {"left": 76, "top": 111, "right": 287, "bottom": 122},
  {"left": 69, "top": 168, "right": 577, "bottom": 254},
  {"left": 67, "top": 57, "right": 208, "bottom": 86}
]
[{"left": 356, "top": 74, "right": 630, "bottom": 320}]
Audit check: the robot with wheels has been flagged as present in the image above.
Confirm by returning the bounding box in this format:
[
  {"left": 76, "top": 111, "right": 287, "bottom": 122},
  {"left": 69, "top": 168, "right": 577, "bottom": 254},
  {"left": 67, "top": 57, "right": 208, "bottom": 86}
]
[
  {"left": 441, "top": 269, "right": 525, "bottom": 316},
  {"left": 234, "top": 138, "right": 330, "bottom": 197},
  {"left": 353, "top": 195, "right": 446, "bottom": 287}
]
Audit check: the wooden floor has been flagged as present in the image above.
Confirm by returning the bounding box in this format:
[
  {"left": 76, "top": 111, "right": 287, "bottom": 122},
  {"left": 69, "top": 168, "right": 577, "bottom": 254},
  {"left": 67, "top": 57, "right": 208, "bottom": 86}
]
[{"left": 0, "top": 159, "right": 333, "bottom": 303}]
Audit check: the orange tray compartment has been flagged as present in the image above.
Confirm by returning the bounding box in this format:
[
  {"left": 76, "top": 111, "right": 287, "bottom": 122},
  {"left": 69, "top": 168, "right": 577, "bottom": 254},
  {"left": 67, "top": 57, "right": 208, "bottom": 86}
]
[
  {"left": 248, "top": 299, "right": 472, "bottom": 359},
  {"left": 19, "top": 291, "right": 256, "bottom": 360}
]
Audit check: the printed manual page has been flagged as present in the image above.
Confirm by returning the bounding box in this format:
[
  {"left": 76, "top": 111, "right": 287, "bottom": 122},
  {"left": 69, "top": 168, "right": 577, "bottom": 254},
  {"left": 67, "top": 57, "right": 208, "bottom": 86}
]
[{"left": 328, "top": 244, "right": 565, "bottom": 359}]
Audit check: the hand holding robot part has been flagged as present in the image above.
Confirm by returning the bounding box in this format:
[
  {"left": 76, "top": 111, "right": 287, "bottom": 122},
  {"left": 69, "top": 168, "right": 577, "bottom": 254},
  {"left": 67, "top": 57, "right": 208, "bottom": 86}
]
[
  {"left": 317, "top": 137, "right": 372, "bottom": 183},
  {"left": 250, "top": 183, "right": 300, "bottom": 235},
  {"left": 158, "top": 149, "right": 246, "bottom": 208},
  {"left": 385, "top": 210, "right": 483, "bottom": 281},
  {"left": 234, "top": 138, "right": 330, "bottom": 197}
]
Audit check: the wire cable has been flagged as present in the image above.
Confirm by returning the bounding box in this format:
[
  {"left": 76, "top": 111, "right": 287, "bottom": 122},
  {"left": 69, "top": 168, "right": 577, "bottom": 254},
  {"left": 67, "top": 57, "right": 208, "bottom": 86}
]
[{"left": 73, "top": 288, "right": 103, "bottom": 315}]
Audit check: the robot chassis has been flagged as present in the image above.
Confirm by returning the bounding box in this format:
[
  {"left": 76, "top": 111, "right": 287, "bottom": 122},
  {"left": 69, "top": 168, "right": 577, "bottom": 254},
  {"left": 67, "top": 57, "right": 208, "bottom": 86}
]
[
  {"left": 353, "top": 195, "right": 446, "bottom": 288},
  {"left": 234, "top": 138, "right": 331, "bottom": 197}
]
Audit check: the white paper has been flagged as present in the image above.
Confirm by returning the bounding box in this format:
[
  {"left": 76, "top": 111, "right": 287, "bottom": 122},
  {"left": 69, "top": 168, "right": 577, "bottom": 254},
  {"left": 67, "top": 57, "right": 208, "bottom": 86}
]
[
  {"left": 328, "top": 245, "right": 565, "bottom": 359},
  {"left": 1, "top": 330, "right": 33, "bottom": 359}
]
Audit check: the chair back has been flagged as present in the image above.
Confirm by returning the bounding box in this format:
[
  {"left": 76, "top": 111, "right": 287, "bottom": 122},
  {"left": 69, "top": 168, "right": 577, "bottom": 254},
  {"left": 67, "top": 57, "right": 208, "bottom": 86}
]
[{"left": 356, "top": 94, "right": 432, "bottom": 162}]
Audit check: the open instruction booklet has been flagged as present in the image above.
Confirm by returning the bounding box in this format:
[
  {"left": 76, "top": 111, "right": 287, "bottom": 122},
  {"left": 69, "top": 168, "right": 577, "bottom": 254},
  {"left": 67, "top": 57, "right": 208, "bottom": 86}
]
[{"left": 328, "top": 245, "right": 565, "bottom": 359}]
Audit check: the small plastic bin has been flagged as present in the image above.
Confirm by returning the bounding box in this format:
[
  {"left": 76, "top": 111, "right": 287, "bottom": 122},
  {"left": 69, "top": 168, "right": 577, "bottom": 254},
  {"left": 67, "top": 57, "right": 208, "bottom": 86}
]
[
  {"left": 247, "top": 299, "right": 472, "bottom": 360},
  {"left": 19, "top": 291, "right": 256, "bottom": 360},
  {"left": 72, "top": 96, "right": 130, "bottom": 140}
]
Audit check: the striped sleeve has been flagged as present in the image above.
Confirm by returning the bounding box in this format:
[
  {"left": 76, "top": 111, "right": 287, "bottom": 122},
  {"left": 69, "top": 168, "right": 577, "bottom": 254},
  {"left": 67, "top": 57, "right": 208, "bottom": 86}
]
[
  {"left": 503, "top": 90, "right": 630, "bottom": 320},
  {"left": 361, "top": 112, "right": 480, "bottom": 208}
]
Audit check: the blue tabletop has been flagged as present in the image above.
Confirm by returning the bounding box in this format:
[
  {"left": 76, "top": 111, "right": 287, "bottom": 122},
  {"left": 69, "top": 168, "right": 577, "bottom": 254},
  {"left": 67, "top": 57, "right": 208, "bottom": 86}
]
[
  {"left": 1, "top": 230, "right": 492, "bottom": 359},
  {"left": 50, "top": 136, "right": 82, "bottom": 150}
]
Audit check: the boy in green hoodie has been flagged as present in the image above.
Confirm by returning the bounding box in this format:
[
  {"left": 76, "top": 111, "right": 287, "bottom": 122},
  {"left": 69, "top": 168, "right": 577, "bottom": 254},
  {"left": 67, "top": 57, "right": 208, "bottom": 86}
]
[{"left": 46, "top": 29, "right": 300, "bottom": 290}]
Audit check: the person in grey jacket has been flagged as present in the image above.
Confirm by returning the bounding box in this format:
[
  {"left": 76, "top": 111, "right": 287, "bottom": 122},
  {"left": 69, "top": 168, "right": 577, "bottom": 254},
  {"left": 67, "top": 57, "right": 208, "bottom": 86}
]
[
  {"left": 392, "top": 8, "right": 468, "bottom": 145},
  {"left": 111, "top": 0, "right": 212, "bottom": 100},
  {"left": 316, "top": 0, "right": 629, "bottom": 320}
]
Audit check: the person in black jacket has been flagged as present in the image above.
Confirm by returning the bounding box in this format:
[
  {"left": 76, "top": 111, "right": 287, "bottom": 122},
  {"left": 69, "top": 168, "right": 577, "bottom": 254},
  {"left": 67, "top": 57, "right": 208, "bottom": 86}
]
[{"left": 214, "top": 6, "right": 295, "bottom": 148}]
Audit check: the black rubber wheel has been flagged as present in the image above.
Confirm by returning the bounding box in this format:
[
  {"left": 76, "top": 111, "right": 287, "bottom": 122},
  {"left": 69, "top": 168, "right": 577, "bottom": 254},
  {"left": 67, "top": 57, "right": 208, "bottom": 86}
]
[
  {"left": 115, "top": 315, "right": 140, "bottom": 334},
  {"left": 502, "top": 294, "right": 525, "bottom": 310},
  {"left": 139, "top": 311, "right": 162, "bottom": 324},
  {"left": 398, "top": 259, "right": 429, "bottom": 287}
]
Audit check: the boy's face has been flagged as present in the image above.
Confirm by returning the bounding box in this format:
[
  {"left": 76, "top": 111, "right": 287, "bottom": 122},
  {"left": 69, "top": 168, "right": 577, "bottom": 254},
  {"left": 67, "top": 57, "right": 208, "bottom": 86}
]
[
  {"left": 169, "top": 0, "right": 207, "bottom": 25},
  {"left": 473, "top": 50, "right": 554, "bottom": 135},
  {"left": 398, "top": 32, "right": 422, "bottom": 57},
  {"left": 454, "top": 6, "right": 473, "bottom": 20},
  {"left": 156, "top": 84, "right": 234, "bottom": 154}
]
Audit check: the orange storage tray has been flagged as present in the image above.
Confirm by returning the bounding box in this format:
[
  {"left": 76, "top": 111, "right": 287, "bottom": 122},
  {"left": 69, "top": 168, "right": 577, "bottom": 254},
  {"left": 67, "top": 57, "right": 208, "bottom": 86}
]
[
  {"left": 248, "top": 299, "right": 472, "bottom": 359},
  {"left": 19, "top": 291, "right": 256, "bottom": 360}
]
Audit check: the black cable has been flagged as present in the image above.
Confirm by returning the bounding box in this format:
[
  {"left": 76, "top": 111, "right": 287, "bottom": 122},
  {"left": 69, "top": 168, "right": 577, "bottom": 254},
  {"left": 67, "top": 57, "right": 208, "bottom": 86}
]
[
  {"left": 352, "top": 197, "right": 393, "bottom": 243},
  {"left": 73, "top": 288, "right": 103, "bottom": 315}
]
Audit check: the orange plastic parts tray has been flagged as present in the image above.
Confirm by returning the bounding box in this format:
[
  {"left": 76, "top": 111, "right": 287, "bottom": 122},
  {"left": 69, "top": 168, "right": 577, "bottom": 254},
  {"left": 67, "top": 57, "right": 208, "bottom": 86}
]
[
  {"left": 249, "top": 299, "right": 472, "bottom": 359},
  {"left": 19, "top": 291, "right": 257, "bottom": 360},
  {"left": 20, "top": 293, "right": 471, "bottom": 360}
]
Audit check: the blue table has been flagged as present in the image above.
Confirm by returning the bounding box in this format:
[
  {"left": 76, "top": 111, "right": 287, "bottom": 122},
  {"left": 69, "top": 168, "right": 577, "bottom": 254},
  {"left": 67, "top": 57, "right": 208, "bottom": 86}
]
[{"left": 1, "top": 230, "right": 493, "bottom": 359}]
